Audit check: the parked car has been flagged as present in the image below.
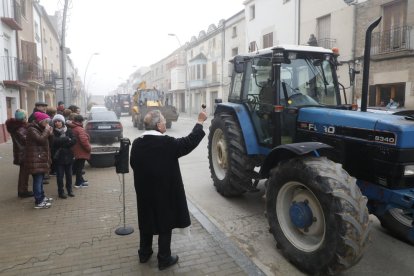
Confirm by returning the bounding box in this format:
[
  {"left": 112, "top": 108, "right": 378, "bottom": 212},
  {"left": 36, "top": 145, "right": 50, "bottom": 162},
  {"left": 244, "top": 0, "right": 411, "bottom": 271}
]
[
  {"left": 85, "top": 111, "right": 123, "bottom": 143},
  {"left": 89, "top": 105, "right": 108, "bottom": 113}
]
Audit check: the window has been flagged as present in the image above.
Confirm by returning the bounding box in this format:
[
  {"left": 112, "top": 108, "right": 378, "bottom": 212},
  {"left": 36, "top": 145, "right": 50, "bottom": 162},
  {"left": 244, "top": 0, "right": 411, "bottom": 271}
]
[
  {"left": 232, "top": 26, "right": 237, "bottom": 38},
  {"left": 35, "top": 22, "right": 40, "bottom": 42},
  {"left": 197, "top": 64, "right": 201, "bottom": 79},
  {"left": 212, "top": 62, "right": 217, "bottom": 82},
  {"left": 232, "top": 47, "right": 238, "bottom": 56},
  {"left": 202, "top": 64, "right": 207, "bottom": 79},
  {"left": 249, "top": 41, "right": 256, "bottom": 52},
  {"left": 382, "top": 0, "right": 407, "bottom": 51},
  {"left": 212, "top": 38, "right": 216, "bottom": 48},
  {"left": 263, "top": 32, "right": 273, "bottom": 48},
  {"left": 249, "top": 5, "right": 255, "bottom": 20},
  {"left": 317, "top": 14, "right": 331, "bottom": 48},
  {"left": 21, "top": 0, "right": 26, "bottom": 18}
]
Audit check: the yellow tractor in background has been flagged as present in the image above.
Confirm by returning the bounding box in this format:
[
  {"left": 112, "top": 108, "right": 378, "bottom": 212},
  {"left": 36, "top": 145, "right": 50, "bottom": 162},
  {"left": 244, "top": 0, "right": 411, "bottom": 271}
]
[{"left": 132, "top": 86, "right": 179, "bottom": 130}]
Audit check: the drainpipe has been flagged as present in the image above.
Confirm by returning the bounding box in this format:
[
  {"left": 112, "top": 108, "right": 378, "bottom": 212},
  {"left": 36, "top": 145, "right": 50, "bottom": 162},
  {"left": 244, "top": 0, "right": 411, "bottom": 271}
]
[{"left": 296, "top": 0, "right": 301, "bottom": 44}]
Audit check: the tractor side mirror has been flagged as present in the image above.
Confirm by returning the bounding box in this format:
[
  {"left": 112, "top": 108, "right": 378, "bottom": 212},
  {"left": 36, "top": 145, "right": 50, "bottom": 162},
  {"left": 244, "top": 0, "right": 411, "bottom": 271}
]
[{"left": 233, "top": 55, "right": 245, "bottom": 73}]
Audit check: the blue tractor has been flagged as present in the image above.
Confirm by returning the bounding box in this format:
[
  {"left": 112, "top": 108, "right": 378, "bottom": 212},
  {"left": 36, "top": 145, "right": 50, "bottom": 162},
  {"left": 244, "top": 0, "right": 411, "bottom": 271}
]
[{"left": 207, "top": 18, "right": 414, "bottom": 275}]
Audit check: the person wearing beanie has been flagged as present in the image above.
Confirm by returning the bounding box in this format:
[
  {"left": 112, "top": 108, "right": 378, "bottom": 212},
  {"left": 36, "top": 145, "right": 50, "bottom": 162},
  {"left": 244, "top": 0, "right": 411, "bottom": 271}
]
[
  {"left": 71, "top": 114, "right": 91, "bottom": 188},
  {"left": 28, "top": 101, "right": 48, "bottom": 123},
  {"left": 52, "top": 114, "right": 77, "bottom": 199},
  {"left": 25, "top": 111, "right": 54, "bottom": 208},
  {"left": 5, "top": 109, "right": 33, "bottom": 198}
]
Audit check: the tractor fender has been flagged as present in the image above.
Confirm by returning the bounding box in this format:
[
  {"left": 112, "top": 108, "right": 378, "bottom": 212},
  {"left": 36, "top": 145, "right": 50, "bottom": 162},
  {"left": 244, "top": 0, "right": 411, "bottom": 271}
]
[
  {"left": 215, "top": 103, "right": 266, "bottom": 155},
  {"left": 260, "top": 142, "right": 333, "bottom": 178}
]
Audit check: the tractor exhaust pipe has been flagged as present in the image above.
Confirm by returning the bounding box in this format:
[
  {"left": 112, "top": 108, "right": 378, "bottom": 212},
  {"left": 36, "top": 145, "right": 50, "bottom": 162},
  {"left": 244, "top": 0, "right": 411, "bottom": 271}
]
[{"left": 360, "top": 17, "right": 382, "bottom": 112}]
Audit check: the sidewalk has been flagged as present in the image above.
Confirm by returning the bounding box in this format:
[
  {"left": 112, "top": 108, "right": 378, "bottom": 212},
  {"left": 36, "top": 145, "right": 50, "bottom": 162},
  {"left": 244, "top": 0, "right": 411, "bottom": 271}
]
[{"left": 0, "top": 141, "right": 263, "bottom": 275}]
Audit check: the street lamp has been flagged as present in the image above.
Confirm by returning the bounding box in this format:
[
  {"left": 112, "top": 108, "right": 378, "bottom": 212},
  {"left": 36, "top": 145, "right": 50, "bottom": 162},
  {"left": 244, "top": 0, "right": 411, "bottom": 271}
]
[
  {"left": 168, "top": 33, "right": 182, "bottom": 47},
  {"left": 168, "top": 33, "right": 190, "bottom": 115},
  {"left": 83, "top": 52, "right": 99, "bottom": 112}
]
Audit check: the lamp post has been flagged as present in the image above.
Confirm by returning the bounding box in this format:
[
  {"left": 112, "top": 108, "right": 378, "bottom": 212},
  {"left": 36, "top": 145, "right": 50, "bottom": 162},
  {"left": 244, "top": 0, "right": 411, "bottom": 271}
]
[
  {"left": 168, "top": 33, "right": 190, "bottom": 115},
  {"left": 83, "top": 52, "right": 99, "bottom": 113}
]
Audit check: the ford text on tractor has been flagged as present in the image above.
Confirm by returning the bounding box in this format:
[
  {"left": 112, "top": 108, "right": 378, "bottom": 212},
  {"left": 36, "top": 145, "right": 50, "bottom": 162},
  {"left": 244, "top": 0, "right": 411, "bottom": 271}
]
[{"left": 208, "top": 18, "right": 413, "bottom": 275}]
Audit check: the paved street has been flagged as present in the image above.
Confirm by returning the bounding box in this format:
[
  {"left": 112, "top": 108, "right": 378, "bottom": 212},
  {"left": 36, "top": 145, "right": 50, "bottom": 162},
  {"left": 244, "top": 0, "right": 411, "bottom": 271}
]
[
  {"left": 0, "top": 120, "right": 263, "bottom": 276},
  {"left": 1, "top": 114, "right": 414, "bottom": 276}
]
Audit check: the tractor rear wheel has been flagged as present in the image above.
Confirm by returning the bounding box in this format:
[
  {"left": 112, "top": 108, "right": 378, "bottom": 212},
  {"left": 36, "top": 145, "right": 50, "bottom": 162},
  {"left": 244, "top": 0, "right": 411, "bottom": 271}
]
[
  {"left": 208, "top": 113, "right": 254, "bottom": 197},
  {"left": 266, "top": 157, "right": 371, "bottom": 275},
  {"left": 378, "top": 208, "right": 414, "bottom": 245}
]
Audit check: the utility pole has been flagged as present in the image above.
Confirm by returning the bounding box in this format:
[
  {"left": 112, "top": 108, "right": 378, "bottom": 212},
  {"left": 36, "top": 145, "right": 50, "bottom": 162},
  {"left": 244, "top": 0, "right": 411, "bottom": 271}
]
[{"left": 60, "top": 0, "right": 69, "bottom": 105}]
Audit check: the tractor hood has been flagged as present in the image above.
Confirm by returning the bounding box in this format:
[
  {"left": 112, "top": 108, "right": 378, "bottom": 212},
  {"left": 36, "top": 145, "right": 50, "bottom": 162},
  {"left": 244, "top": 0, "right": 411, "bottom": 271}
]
[{"left": 297, "top": 107, "right": 414, "bottom": 148}]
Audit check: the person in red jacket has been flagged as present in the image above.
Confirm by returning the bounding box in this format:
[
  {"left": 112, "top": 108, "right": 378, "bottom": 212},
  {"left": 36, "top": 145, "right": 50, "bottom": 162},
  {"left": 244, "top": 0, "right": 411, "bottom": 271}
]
[
  {"left": 5, "top": 109, "right": 33, "bottom": 198},
  {"left": 71, "top": 115, "right": 91, "bottom": 188},
  {"left": 25, "top": 112, "right": 54, "bottom": 209}
]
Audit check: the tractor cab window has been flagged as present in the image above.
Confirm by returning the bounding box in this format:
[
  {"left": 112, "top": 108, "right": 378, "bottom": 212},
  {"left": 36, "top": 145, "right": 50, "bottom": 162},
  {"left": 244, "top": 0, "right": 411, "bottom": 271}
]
[
  {"left": 229, "top": 72, "right": 243, "bottom": 101},
  {"left": 281, "top": 55, "right": 338, "bottom": 106}
]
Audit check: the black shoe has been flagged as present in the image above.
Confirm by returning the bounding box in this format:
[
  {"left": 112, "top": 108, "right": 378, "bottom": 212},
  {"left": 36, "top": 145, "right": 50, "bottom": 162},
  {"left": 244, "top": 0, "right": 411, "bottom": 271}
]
[
  {"left": 18, "top": 191, "right": 34, "bottom": 198},
  {"left": 43, "top": 180, "right": 49, "bottom": 184},
  {"left": 68, "top": 192, "right": 75, "bottom": 197},
  {"left": 59, "top": 193, "right": 67, "bottom": 199},
  {"left": 139, "top": 250, "right": 153, "bottom": 263},
  {"left": 158, "top": 255, "right": 179, "bottom": 270}
]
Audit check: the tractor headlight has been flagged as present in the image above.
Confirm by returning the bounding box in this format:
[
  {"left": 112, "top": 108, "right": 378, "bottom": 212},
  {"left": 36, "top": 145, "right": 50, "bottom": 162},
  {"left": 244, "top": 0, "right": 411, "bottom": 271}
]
[{"left": 404, "top": 165, "right": 414, "bottom": 176}]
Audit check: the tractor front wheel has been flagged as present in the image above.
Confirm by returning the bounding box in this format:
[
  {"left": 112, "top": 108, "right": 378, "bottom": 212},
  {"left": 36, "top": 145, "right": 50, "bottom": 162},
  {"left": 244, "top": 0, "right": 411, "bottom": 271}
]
[
  {"left": 378, "top": 208, "right": 414, "bottom": 245},
  {"left": 266, "top": 157, "right": 371, "bottom": 275},
  {"left": 208, "top": 113, "right": 254, "bottom": 197}
]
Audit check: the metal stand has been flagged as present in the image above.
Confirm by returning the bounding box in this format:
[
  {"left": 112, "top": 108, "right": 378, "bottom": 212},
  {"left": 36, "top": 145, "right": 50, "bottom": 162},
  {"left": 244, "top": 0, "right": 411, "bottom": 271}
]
[{"left": 115, "top": 173, "right": 134, "bottom": 235}]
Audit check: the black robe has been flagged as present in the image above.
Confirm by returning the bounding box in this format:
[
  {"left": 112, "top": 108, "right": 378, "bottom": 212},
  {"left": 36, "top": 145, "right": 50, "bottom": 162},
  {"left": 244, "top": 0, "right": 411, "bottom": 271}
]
[{"left": 130, "top": 124, "right": 205, "bottom": 234}]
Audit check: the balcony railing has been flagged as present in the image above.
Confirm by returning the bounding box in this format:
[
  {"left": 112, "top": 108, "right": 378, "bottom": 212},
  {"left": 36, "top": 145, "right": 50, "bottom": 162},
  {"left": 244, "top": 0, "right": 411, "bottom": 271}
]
[
  {"left": 371, "top": 26, "right": 414, "bottom": 55},
  {"left": 0, "top": 0, "right": 22, "bottom": 30},
  {"left": 43, "top": 70, "right": 59, "bottom": 85},
  {"left": 317, "top": 38, "right": 336, "bottom": 49},
  {"left": 18, "top": 60, "right": 44, "bottom": 83},
  {"left": 0, "top": 56, "right": 19, "bottom": 81},
  {"left": 189, "top": 74, "right": 222, "bottom": 89}
]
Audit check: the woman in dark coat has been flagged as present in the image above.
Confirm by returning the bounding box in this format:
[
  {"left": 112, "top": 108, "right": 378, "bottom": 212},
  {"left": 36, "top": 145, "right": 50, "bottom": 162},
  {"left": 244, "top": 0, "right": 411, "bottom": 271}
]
[
  {"left": 130, "top": 109, "right": 207, "bottom": 270},
  {"left": 52, "top": 114, "right": 77, "bottom": 198},
  {"left": 25, "top": 112, "right": 54, "bottom": 209},
  {"left": 5, "top": 109, "right": 32, "bottom": 197}
]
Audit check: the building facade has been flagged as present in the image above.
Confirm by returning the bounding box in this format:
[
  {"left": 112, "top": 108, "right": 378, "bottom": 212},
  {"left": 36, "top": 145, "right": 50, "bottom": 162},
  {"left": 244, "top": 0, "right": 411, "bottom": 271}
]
[
  {"left": 0, "top": 0, "right": 23, "bottom": 143},
  {"left": 355, "top": 0, "right": 414, "bottom": 109}
]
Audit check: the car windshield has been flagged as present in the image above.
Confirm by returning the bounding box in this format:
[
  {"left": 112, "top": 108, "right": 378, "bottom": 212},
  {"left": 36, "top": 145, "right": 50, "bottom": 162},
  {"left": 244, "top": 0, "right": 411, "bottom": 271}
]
[
  {"left": 90, "top": 106, "right": 107, "bottom": 112},
  {"left": 139, "top": 90, "right": 160, "bottom": 101},
  {"left": 118, "top": 94, "right": 130, "bottom": 101},
  {"left": 91, "top": 111, "right": 118, "bottom": 121}
]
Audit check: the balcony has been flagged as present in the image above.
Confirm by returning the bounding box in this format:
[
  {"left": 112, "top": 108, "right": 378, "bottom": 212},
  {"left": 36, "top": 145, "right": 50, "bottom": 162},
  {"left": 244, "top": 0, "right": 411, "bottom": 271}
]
[
  {"left": 43, "top": 70, "right": 59, "bottom": 86},
  {"left": 317, "top": 38, "right": 336, "bottom": 49},
  {"left": 0, "top": 0, "right": 22, "bottom": 30},
  {"left": 188, "top": 74, "right": 222, "bottom": 89},
  {"left": 0, "top": 56, "right": 27, "bottom": 87},
  {"left": 371, "top": 25, "right": 414, "bottom": 59},
  {"left": 18, "top": 61, "right": 44, "bottom": 84}
]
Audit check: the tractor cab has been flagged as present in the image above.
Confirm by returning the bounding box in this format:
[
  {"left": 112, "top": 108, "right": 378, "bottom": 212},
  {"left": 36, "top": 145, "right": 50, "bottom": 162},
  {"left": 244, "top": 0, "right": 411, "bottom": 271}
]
[{"left": 229, "top": 45, "right": 344, "bottom": 148}]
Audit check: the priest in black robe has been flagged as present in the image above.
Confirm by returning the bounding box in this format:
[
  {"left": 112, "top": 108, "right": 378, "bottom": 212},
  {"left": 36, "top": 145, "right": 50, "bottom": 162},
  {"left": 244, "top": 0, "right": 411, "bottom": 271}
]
[{"left": 130, "top": 109, "right": 207, "bottom": 270}]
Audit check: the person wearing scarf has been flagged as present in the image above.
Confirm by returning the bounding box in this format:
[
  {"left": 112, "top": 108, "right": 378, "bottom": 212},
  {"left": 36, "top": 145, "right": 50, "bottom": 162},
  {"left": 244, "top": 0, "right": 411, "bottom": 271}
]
[{"left": 52, "top": 114, "right": 77, "bottom": 198}]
